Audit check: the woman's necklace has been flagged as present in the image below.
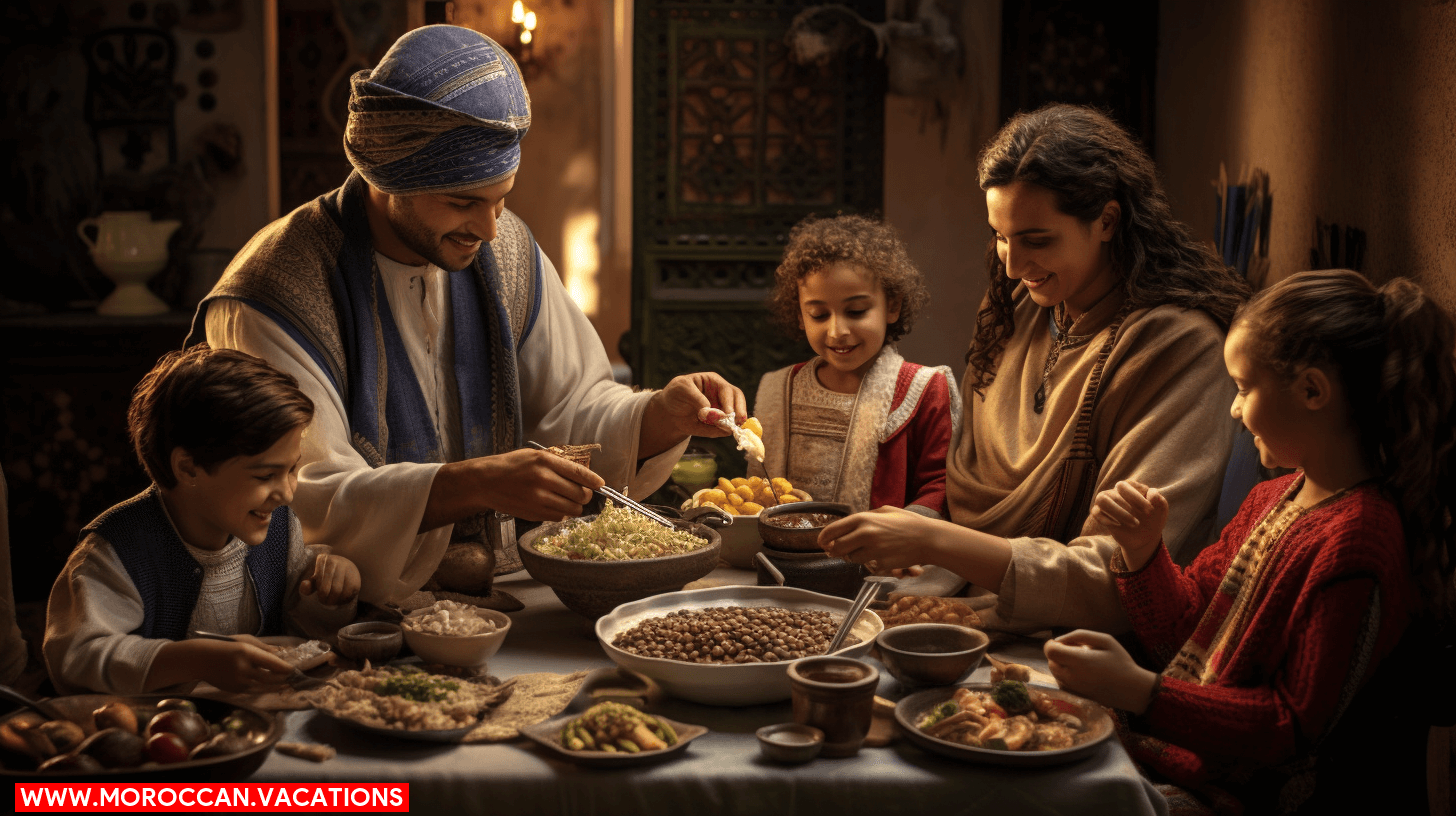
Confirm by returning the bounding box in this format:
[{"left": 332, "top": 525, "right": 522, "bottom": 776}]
[{"left": 1033, "top": 288, "right": 1119, "bottom": 414}]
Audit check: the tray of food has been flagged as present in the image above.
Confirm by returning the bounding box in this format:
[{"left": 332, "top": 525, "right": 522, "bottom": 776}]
[
  {"left": 304, "top": 665, "right": 515, "bottom": 742},
  {"left": 518, "top": 701, "right": 706, "bottom": 768},
  {"left": 894, "top": 681, "right": 1114, "bottom": 767}
]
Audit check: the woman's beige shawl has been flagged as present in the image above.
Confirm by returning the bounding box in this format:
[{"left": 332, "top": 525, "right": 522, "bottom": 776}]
[{"left": 950, "top": 289, "right": 1238, "bottom": 633}]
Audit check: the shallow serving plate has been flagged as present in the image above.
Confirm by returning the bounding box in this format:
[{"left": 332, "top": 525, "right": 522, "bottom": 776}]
[
  {"left": 257, "top": 635, "right": 334, "bottom": 673},
  {"left": 595, "top": 585, "right": 883, "bottom": 706},
  {"left": 519, "top": 712, "right": 707, "bottom": 768},
  {"left": 311, "top": 708, "right": 475, "bottom": 743},
  {"left": 894, "top": 684, "right": 1115, "bottom": 767},
  {"left": 306, "top": 669, "right": 505, "bottom": 743}
]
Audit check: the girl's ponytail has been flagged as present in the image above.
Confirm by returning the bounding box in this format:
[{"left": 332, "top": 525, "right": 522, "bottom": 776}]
[
  {"left": 1377, "top": 278, "right": 1456, "bottom": 620},
  {"left": 1238, "top": 270, "right": 1456, "bottom": 622}
]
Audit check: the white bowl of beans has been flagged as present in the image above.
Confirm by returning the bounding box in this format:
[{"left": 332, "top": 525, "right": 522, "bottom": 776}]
[
  {"left": 594, "top": 585, "right": 883, "bottom": 706},
  {"left": 400, "top": 601, "right": 512, "bottom": 668}
]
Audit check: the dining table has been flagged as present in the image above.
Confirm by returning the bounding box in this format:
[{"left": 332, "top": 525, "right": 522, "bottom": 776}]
[{"left": 249, "top": 567, "right": 1170, "bottom": 815}]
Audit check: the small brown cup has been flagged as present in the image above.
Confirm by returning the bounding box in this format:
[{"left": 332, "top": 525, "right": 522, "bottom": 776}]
[{"left": 786, "top": 656, "right": 879, "bottom": 757}]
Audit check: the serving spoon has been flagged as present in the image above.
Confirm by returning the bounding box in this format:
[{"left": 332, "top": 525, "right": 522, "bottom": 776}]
[
  {"left": 826, "top": 576, "right": 897, "bottom": 654},
  {"left": 0, "top": 683, "right": 67, "bottom": 722}
]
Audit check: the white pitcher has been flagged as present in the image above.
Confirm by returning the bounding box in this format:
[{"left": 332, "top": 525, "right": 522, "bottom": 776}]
[{"left": 77, "top": 211, "right": 182, "bottom": 316}]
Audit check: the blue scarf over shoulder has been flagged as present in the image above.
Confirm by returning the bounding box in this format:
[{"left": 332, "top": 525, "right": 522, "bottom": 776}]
[{"left": 186, "top": 172, "right": 542, "bottom": 468}]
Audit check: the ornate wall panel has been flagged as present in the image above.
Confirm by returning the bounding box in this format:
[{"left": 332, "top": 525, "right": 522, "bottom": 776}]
[
  {"left": 999, "top": 0, "right": 1159, "bottom": 150},
  {"left": 631, "top": 0, "right": 886, "bottom": 431}
]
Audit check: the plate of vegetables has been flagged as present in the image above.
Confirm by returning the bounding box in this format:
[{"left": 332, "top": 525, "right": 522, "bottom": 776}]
[
  {"left": 894, "top": 681, "right": 1115, "bottom": 767},
  {"left": 518, "top": 702, "right": 707, "bottom": 767}
]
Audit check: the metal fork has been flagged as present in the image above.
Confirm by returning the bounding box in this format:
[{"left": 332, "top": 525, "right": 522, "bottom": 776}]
[{"left": 527, "top": 441, "right": 676, "bottom": 529}]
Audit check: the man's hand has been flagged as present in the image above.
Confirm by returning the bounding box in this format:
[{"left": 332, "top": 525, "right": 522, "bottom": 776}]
[
  {"left": 639, "top": 372, "right": 748, "bottom": 458},
  {"left": 425, "top": 448, "right": 605, "bottom": 531},
  {"left": 300, "top": 553, "right": 361, "bottom": 606},
  {"left": 1089, "top": 480, "right": 1168, "bottom": 572},
  {"left": 1043, "top": 630, "right": 1158, "bottom": 714}
]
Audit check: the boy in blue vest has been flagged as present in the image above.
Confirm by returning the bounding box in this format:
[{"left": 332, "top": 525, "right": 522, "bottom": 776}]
[{"left": 44, "top": 346, "right": 360, "bottom": 694}]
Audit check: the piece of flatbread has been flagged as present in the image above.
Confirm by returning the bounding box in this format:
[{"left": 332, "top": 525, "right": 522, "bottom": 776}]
[{"left": 463, "top": 670, "right": 591, "bottom": 743}]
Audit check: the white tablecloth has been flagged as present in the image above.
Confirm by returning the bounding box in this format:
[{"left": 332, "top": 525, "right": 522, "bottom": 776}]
[{"left": 251, "top": 569, "right": 1168, "bottom": 815}]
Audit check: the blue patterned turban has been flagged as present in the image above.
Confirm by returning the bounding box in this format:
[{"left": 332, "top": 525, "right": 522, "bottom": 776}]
[{"left": 344, "top": 25, "right": 531, "bottom": 195}]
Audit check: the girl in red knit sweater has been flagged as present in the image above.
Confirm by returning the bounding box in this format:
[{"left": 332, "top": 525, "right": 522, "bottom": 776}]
[{"left": 1044, "top": 269, "right": 1456, "bottom": 814}]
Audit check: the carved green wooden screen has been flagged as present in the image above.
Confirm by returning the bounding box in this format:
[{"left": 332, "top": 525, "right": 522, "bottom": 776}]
[{"left": 629, "top": 0, "right": 886, "bottom": 424}]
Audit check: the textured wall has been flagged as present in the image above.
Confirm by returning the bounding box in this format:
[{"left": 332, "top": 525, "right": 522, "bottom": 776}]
[
  {"left": 1157, "top": 0, "right": 1456, "bottom": 311},
  {"left": 883, "top": 0, "right": 1002, "bottom": 372}
]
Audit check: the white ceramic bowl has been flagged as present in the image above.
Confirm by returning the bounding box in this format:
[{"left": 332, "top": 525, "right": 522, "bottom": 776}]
[
  {"left": 595, "top": 585, "right": 883, "bottom": 706},
  {"left": 400, "top": 607, "right": 512, "bottom": 668}
]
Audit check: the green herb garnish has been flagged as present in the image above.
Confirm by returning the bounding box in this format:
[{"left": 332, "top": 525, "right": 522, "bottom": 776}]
[{"left": 374, "top": 667, "right": 460, "bottom": 703}]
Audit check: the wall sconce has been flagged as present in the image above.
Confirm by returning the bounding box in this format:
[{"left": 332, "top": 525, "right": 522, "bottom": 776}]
[{"left": 506, "top": 1, "right": 540, "bottom": 77}]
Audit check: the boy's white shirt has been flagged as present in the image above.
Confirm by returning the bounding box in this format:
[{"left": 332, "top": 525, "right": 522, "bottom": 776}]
[{"left": 43, "top": 510, "right": 355, "bottom": 695}]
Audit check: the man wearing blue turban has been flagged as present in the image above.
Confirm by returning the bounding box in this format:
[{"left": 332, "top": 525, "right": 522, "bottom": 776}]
[{"left": 189, "top": 26, "right": 744, "bottom": 608}]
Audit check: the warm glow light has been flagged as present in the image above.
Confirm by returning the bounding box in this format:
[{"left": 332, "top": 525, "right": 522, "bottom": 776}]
[
  {"left": 520, "top": 30, "right": 532, "bottom": 45},
  {"left": 564, "top": 211, "right": 601, "bottom": 316},
  {"left": 524, "top": 11, "right": 537, "bottom": 30},
  {"left": 511, "top": 1, "right": 524, "bottom": 24}
]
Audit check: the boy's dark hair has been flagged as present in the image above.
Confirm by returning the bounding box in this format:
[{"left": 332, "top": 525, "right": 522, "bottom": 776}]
[
  {"left": 128, "top": 345, "right": 315, "bottom": 488},
  {"left": 767, "top": 214, "right": 930, "bottom": 342}
]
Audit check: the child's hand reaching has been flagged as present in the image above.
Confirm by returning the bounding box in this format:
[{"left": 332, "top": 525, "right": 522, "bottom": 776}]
[
  {"left": 1090, "top": 480, "right": 1169, "bottom": 571},
  {"left": 148, "top": 638, "right": 294, "bottom": 693},
  {"left": 299, "top": 553, "right": 361, "bottom": 606},
  {"left": 1043, "top": 630, "right": 1158, "bottom": 714}
]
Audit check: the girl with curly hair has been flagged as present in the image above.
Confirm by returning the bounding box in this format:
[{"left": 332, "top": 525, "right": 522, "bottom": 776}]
[
  {"left": 820, "top": 104, "right": 1251, "bottom": 631},
  {"left": 753, "top": 213, "right": 960, "bottom": 517},
  {"left": 1049, "top": 269, "right": 1456, "bottom": 814}
]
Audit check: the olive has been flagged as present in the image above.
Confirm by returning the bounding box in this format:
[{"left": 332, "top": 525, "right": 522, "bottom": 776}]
[
  {"left": 220, "top": 713, "right": 251, "bottom": 736},
  {"left": 79, "top": 728, "right": 147, "bottom": 769},
  {"left": 156, "top": 698, "right": 197, "bottom": 713},
  {"left": 36, "top": 720, "right": 86, "bottom": 754},
  {"left": 92, "top": 702, "right": 139, "bottom": 734},
  {"left": 38, "top": 752, "right": 104, "bottom": 774},
  {"left": 147, "top": 709, "right": 210, "bottom": 749}
]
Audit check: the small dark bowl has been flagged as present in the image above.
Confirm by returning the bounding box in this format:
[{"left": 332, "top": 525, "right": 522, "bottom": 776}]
[
  {"left": 757, "top": 502, "right": 852, "bottom": 552},
  {"left": 336, "top": 621, "right": 404, "bottom": 664},
  {"left": 875, "top": 623, "right": 989, "bottom": 687},
  {"left": 756, "top": 722, "right": 825, "bottom": 764}
]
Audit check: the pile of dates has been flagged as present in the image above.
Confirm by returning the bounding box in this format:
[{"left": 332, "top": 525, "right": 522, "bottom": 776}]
[{"left": 1, "top": 698, "right": 268, "bottom": 773}]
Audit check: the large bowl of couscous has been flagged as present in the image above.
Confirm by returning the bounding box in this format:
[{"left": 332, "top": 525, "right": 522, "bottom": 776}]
[{"left": 517, "top": 507, "right": 721, "bottom": 618}]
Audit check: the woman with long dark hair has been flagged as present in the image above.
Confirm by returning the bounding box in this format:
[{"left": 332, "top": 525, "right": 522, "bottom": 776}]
[{"left": 821, "top": 104, "right": 1251, "bottom": 632}]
